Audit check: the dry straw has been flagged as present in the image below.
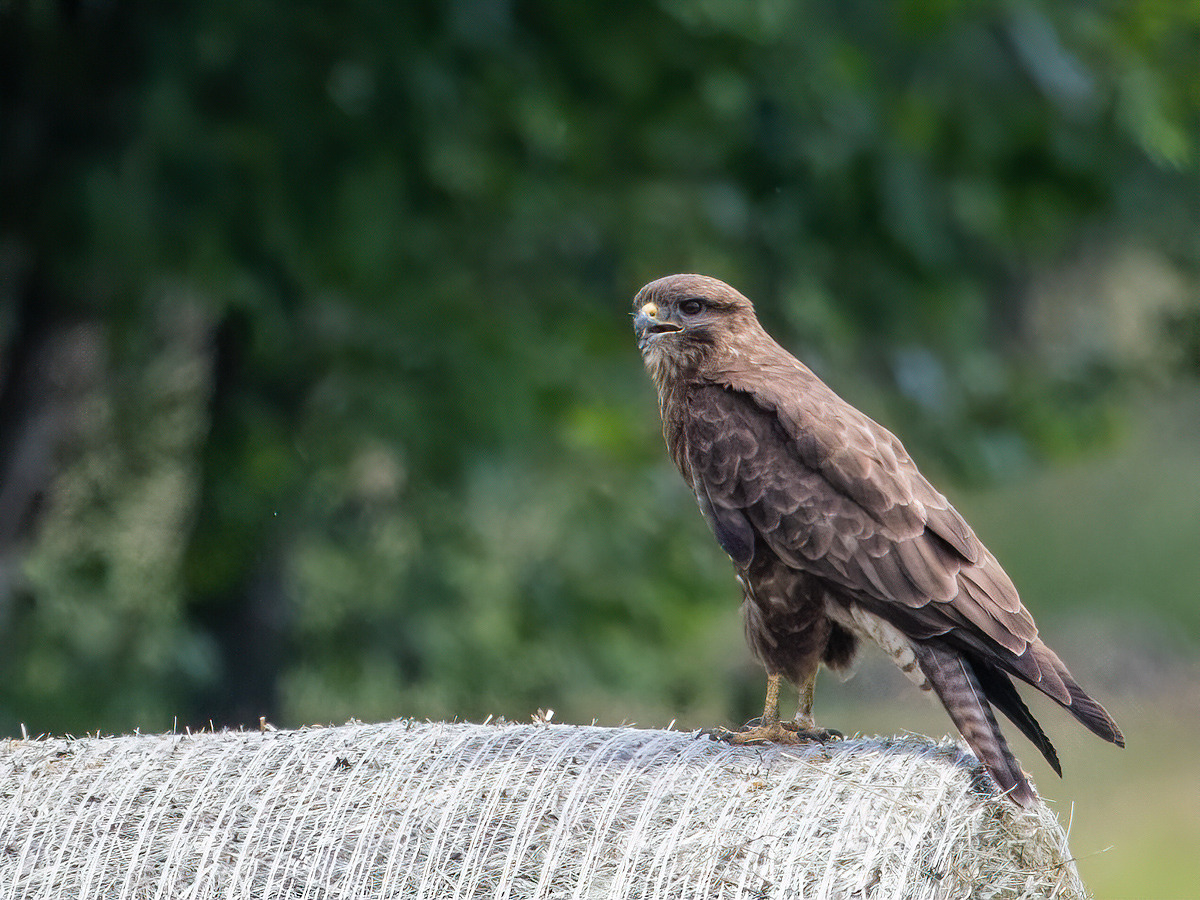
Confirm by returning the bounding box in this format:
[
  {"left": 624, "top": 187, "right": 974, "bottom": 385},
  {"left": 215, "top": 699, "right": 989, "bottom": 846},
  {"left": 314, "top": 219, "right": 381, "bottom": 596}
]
[{"left": 0, "top": 720, "right": 1087, "bottom": 899}]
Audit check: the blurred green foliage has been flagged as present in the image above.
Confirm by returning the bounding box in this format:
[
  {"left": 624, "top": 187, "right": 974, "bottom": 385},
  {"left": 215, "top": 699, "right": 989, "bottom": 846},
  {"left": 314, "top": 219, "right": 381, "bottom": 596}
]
[{"left": 0, "top": 0, "right": 1195, "bottom": 736}]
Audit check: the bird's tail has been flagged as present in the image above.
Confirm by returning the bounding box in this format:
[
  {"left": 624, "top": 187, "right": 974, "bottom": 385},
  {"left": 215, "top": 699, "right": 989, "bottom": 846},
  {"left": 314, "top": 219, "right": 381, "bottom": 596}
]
[
  {"left": 1000, "top": 638, "right": 1125, "bottom": 748},
  {"left": 912, "top": 642, "right": 1036, "bottom": 807}
]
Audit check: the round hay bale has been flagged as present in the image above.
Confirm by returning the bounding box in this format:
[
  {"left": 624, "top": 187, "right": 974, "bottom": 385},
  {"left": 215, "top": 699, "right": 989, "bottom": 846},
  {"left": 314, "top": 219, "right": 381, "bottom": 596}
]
[{"left": 0, "top": 720, "right": 1087, "bottom": 898}]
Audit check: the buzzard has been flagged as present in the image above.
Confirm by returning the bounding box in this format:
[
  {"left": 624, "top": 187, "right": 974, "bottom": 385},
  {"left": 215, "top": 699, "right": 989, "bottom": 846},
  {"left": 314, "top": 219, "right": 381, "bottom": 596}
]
[{"left": 633, "top": 273, "right": 1123, "bottom": 807}]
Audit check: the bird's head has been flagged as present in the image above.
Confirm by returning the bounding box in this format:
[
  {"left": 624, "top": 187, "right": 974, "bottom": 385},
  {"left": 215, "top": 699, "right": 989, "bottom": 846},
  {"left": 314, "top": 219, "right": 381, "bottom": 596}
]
[{"left": 632, "top": 274, "right": 764, "bottom": 382}]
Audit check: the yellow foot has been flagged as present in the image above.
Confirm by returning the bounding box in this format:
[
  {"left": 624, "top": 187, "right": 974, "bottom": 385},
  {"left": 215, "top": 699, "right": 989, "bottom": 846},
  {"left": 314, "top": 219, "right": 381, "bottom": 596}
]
[{"left": 703, "top": 721, "right": 843, "bottom": 745}]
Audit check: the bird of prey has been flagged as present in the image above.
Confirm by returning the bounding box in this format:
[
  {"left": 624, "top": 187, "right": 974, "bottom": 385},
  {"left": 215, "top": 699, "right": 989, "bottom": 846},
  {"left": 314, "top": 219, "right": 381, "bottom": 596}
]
[{"left": 632, "top": 273, "right": 1123, "bottom": 807}]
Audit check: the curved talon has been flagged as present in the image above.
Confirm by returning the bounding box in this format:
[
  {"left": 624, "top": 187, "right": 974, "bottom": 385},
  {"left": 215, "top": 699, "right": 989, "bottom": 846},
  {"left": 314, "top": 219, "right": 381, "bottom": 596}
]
[
  {"left": 796, "top": 727, "right": 843, "bottom": 742},
  {"left": 699, "top": 713, "right": 844, "bottom": 746},
  {"left": 777, "top": 722, "right": 842, "bottom": 740},
  {"left": 702, "top": 722, "right": 841, "bottom": 746}
]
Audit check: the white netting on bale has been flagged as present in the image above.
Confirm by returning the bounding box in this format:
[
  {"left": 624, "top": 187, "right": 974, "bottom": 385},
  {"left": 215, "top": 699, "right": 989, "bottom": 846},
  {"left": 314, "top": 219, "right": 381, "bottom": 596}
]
[{"left": 0, "top": 720, "right": 1087, "bottom": 899}]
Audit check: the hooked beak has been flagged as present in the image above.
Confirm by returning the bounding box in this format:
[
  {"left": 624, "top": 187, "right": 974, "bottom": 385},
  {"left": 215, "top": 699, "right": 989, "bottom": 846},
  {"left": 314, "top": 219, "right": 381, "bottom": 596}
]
[{"left": 633, "top": 302, "right": 683, "bottom": 347}]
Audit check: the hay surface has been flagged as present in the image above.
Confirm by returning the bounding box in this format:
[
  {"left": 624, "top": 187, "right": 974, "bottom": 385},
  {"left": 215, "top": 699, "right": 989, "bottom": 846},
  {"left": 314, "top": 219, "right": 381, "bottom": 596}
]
[{"left": 0, "top": 720, "right": 1087, "bottom": 899}]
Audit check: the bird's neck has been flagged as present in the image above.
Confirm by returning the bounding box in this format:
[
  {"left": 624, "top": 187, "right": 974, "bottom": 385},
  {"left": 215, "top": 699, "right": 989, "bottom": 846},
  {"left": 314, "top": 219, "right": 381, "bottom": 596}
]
[{"left": 699, "top": 325, "right": 797, "bottom": 385}]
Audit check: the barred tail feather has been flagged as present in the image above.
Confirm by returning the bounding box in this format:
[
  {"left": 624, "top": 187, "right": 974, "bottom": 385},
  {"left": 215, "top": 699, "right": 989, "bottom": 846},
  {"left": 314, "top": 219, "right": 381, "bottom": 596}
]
[
  {"left": 913, "top": 642, "right": 1036, "bottom": 807},
  {"left": 972, "top": 660, "right": 1061, "bottom": 776}
]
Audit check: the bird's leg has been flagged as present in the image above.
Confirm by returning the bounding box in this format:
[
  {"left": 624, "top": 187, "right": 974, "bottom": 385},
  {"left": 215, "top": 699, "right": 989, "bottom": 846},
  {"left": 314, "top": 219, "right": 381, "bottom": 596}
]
[
  {"left": 760, "top": 671, "right": 781, "bottom": 726},
  {"left": 701, "top": 673, "right": 779, "bottom": 742},
  {"left": 792, "top": 669, "right": 817, "bottom": 729},
  {"left": 783, "top": 671, "right": 842, "bottom": 742},
  {"left": 705, "top": 672, "right": 838, "bottom": 746}
]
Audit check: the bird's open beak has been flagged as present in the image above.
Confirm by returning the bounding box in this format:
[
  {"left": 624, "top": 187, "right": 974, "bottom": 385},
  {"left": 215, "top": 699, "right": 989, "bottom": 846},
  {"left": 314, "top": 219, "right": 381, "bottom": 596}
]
[{"left": 633, "top": 302, "right": 683, "bottom": 346}]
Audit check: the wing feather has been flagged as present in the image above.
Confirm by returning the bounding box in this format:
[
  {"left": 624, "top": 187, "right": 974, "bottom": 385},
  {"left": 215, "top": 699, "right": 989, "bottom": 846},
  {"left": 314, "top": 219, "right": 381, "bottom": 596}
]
[{"left": 685, "top": 383, "right": 1047, "bottom": 680}]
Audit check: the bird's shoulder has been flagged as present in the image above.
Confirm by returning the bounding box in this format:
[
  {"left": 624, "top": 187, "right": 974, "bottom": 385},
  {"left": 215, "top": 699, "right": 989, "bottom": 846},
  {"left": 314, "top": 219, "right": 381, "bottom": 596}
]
[{"left": 689, "top": 359, "right": 983, "bottom": 567}]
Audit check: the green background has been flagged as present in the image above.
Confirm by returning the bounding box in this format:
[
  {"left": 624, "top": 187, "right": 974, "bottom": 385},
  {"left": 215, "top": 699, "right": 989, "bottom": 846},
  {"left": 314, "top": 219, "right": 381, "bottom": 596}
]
[{"left": 3, "top": 1, "right": 1197, "bottom": 894}]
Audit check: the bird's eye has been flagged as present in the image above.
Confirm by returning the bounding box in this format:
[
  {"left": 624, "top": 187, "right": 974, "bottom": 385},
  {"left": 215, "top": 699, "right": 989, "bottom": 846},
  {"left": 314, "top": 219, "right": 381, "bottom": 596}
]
[{"left": 679, "top": 298, "right": 705, "bottom": 316}]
